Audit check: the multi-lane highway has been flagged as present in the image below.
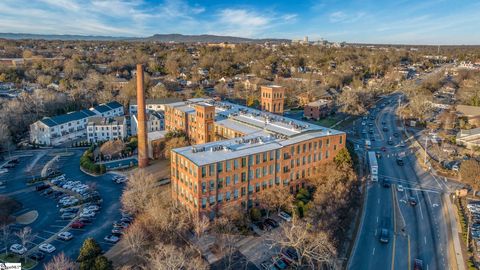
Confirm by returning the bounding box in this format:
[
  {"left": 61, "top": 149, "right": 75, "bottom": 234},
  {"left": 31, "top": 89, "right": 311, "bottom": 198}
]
[{"left": 348, "top": 94, "right": 450, "bottom": 270}]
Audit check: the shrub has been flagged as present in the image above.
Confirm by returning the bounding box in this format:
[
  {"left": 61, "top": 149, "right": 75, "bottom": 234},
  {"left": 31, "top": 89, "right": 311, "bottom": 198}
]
[{"left": 250, "top": 207, "right": 262, "bottom": 222}]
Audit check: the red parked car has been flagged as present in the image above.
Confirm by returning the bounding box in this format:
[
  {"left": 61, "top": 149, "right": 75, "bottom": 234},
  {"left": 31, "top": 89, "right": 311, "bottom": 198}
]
[{"left": 70, "top": 221, "right": 85, "bottom": 229}]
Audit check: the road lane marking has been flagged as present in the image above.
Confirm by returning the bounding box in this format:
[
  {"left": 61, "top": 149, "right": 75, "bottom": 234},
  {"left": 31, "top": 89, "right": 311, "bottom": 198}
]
[
  {"left": 408, "top": 234, "right": 411, "bottom": 270},
  {"left": 424, "top": 236, "right": 427, "bottom": 245},
  {"left": 378, "top": 198, "right": 380, "bottom": 204},
  {"left": 377, "top": 216, "right": 379, "bottom": 223},
  {"left": 391, "top": 234, "right": 396, "bottom": 270},
  {"left": 372, "top": 247, "right": 376, "bottom": 255},
  {"left": 415, "top": 190, "right": 424, "bottom": 220}
]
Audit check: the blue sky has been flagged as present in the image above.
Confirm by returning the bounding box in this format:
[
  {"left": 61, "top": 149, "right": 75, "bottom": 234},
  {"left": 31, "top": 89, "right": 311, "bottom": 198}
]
[{"left": 0, "top": 0, "right": 479, "bottom": 44}]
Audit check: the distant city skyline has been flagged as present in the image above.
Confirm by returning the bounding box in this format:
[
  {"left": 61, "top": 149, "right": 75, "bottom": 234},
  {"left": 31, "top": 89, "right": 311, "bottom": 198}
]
[{"left": 1, "top": 0, "right": 479, "bottom": 45}]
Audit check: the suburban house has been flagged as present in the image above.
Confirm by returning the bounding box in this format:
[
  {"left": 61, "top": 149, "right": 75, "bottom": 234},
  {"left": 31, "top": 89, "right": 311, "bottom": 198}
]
[
  {"left": 456, "top": 105, "right": 480, "bottom": 126},
  {"left": 303, "top": 99, "right": 334, "bottom": 120},
  {"left": 130, "top": 110, "right": 165, "bottom": 136},
  {"left": 89, "top": 101, "right": 124, "bottom": 117},
  {"left": 87, "top": 116, "right": 128, "bottom": 143},
  {"left": 29, "top": 109, "right": 97, "bottom": 146},
  {"left": 148, "top": 130, "right": 167, "bottom": 159},
  {"left": 128, "top": 98, "right": 182, "bottom": 115},
  {"left": 456, "top": 127, "right": 480, "bottom": 149}
]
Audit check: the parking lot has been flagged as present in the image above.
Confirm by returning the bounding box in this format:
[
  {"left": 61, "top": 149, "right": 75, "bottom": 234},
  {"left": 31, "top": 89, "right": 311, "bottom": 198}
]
[{"left": 1, "top": 149, "right": 126, "bottom": 269}]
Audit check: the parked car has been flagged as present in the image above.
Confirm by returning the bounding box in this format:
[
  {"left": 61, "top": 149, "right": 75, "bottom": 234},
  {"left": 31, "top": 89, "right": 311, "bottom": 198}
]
[
  {"left": 80, "top": 210, "right": 96, "bottom": 218},
  {"left": 104, "top": 235, "right": 120, "bottom": 243},
  {"left": 78, "top": 217, "right": 93, "bottom": 224},
  {"left": 265, "top": 218, "right": 279, "bottom": 228},
  {"left": 112, "top": 228, "right": 124, "bottom": 235},
  {"left": 397, "top": 185, "right": 404, "bottom": 192},
  {"left": 0, "top": 168, "right": 9, "bottom": 174},
  {"left": 85, "top": 205, "right": 100, "bottom": 212},
  {"left": 272, "top": 256, "right": 288, "bottom": 269},
  {"left": 409, "top": 197, "right": 418, "bottom": 206},
  {"left": 39, "top": 243, "right": 56, "bottom": 253},
  {"left": 9, "top": 244, "right": 27, "bottom": 255},
  {"left": 281, "top": 247, "right": 299, "bottom": 263},
  {"left": 379, "top": 228, "right": 389, "bottom": 243},
  {"left": 35, "top": 184, "right": 49, "bottom": 191},
  {"left": 58, "top": 231, "right": 73, "bottom": 241},
  {"left": 396, "top": 158, "right": 404, "bottom": 166},
  {"left": 278, "top": 211, "right": 292, "bottom": 222},
  {"left": 28, "top": 252, "right": 45, "bottom": 261},
  {"left": 260, "top": 260, "right": 277, "bottom": 270},
  {"left": 61, "top": 212, "right": 76, "bottom": 220},
  {"left": 70, "top": 221, "right": 85, "bottom": 229}
]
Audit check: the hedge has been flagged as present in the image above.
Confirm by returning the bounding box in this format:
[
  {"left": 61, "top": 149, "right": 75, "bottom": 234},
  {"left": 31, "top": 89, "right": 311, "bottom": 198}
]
[{"left": 80, "top": 149, "right": 106, "bottom": 175}]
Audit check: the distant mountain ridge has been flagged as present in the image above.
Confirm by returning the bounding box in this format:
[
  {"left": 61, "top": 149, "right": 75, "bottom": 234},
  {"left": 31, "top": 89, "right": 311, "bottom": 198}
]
[{"left": 0, "top": 33, "right": 290, "bottom": 43}]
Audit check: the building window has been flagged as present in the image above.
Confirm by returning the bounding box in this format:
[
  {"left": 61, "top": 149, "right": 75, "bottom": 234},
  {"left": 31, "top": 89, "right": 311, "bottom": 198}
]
[
  {"left": 269, "top": 165, "right": 274, "bottom": 174},
  {"left": 256, "top": 168, "right": 261, "bottom": 178},
  {"left": 248, "top": 185, "right": 253, "bottom": 194},
  {"left": 234, "top": 174, "right": 239, "bottom": 184},
  {"left": 262, "top": 181, "right": 267, "bottom": 189},
  {"left": 217, "top": 162, "right": 223, "bottom": 173},
  {"left": 209, "top": 164, "right": 215, "bottom": 176},
  {"left": 326, "top": 151, "right": 330, "bottom": 158},
  {"left": 226, "top": 192, "right": 231, "bottom": 201},
  {"left": 248, "top": 155, "right": 253, "bottom": 166},
  {"left": 340, "top": 136, "right": 343, "bottom": 144},
  {"left": 209, "top": 180, "right": 215, "bottom": 191},
  {"left": 226, "top": 161, "right": 231, "bottom": 172},
  {"left": 263, "top": 153, "right": 267, "bottom": 162},
  {"left": 201, "top": 166, "right": 206, "bottom": 177},
  {"left": 241, "top": 187, "right": 246, "bottom": 196},
  {"left": 241, "top": 172, "right": 246, "bottom": 182},
  {"left": 202, "top": 182, "right": 206, "bottom": 194},
  {"left": 217, "top": 194, "right": 223, "bottom": 203},
  {"left": 234, "top": 159, "right": 239, "bottom": 169},
  {"left": 202, "top": 198, "right": 207, "bottom": 209},
  {"left": 217, "top": 178, "right": 223, "bottom": 189},
  {"left": 256, "top": 154, "right": 260, "bottom": 164},
  {"left": 326, "top": 138, "right": 330, "bottom": 145},
  {"left": 255, "top": 183, "right": 260, "bottom": 192},
  {"left": 209, "top": 196, "right": 215, "bottom": 205},
  {"left": 242, "top": 157, "right": 247, "bottom": 167},
  {"left": 226, "top": 176, "right": 231, "bottom": 186},
  {"left": 234, "top": 189, "right": 239, "bottom": 199},
  {"left": 269, "top": 179, "right": 273, "bottom": 187}
]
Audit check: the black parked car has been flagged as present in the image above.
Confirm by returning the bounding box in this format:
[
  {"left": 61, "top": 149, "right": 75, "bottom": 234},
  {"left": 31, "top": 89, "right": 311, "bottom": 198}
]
[
  {"left": 35, "top": 184, "right": 49, "bottom": 191},
  {"left": 29, "top": 252, "right": 45, "bottom": 261},
  {"left": 265, "top": 218, "right": 279, "bottom": 228}
]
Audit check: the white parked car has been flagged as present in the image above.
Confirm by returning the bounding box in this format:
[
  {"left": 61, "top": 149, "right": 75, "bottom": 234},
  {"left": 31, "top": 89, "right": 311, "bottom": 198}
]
[
  {"left": 10, "top": 244, "right": 27, "bottom": 255},
  {"left": 0, "top": 168, "right": 9, "bottom": 174},
  {"left": 80, "top": 211, "right": 96, "bottom": 218},
  {"left": 85, "top": 205, "right": 100, "bottom": 212},
  {"left": 278, "top": 211, "right": 292, "bottom": 222},
  {"left": 397, "top": 185, "right": 404, "bottom": 192},
  {"left": 104, "top": 235, "right": 120, "bottom": 243},
  {"left": 58, "top": 231, "right": 73, "bottom": 241},
  {"left": 39, "top": 243, "right": 56, "bottom": 253}
]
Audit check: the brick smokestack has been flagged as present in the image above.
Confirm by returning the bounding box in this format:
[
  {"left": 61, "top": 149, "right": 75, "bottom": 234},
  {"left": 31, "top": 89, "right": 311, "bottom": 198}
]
[{"left": 136, "top": 64, "right": 148, "bottom": 168}]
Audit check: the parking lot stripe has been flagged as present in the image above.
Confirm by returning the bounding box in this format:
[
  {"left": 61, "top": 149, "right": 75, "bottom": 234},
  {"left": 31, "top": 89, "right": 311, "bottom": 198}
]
[
  {"left": 50, "top": 225, "right": 67, "bottom": 228},
  {"left": 35, "top": 235, "right": 48, "bottom": 240},
  {"left": 43, "top": 230, "right": 57, "bottom": 235}
]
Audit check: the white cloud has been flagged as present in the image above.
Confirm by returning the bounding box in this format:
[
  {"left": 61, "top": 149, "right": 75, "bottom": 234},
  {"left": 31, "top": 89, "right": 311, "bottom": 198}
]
[
  {"left": 329, "top": 10, "right": 366, "bottom": 23},
  {"left": 218, "top": 9, "right": 270, "bottom": 27}
]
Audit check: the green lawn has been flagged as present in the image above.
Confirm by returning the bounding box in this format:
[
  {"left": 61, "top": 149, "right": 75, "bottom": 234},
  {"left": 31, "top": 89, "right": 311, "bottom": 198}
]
[
  {"left": 316, "top": 118, "right": 337, "bottom": 127},
  {"left": 0, "top": 253, "right": 37, "bottom": 270}
]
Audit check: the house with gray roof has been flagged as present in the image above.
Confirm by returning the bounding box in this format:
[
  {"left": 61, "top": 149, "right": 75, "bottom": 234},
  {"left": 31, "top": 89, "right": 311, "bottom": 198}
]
[
  {"left": 30, "top": 101, "right": 125, "bottom": 146},
  {"left": 87, "top": 116, "right": 127, "bottom": 143}
]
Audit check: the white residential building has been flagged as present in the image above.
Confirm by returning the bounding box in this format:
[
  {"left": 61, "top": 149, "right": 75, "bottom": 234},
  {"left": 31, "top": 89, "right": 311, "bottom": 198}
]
[
  {"left": 130, "top": 110, "right": 165, "bottom": 136},
  {"left": 457, "top": 127, "right": 480, "bottom": 149},
  {"left": 30, "top": 101, "right": 125, "bottom": 146},
  {"left": 87, "top": 116, "right": 127, "bottom": 143},
  {"left": 128, "top": 98, "right": 182, "bottom": 115},
  {"left": 30, "top": 109, "right": 97, "bottom": 146},
  {"left": 89, "top": 101, "right": 124, "bottom": 117}
]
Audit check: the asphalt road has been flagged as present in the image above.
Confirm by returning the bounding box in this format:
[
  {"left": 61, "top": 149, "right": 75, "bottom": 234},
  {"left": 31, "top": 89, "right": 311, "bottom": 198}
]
[
  {"left": 1, "top": 149, "right": 124, "bottom": 269},
  {"left": 348, "top": 94, "right": 450, "bottom": 270}
]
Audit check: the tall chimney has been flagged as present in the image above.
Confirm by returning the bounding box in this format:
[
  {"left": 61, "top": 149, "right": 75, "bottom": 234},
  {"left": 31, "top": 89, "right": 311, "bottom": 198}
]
[{"left": 136, "top": 64, "right": 149, "bottom": 168}]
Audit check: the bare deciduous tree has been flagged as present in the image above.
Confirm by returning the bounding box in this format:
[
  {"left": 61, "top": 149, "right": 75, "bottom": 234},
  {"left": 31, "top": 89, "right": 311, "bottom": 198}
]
[
  {"left": 269, "top": 219, "right": 337, "bottom": 270},
  {"left": 147, "top": 244, "right": 207, "bottom": 270},
  {"left": 15, "top": 226, "right": 34, "bottom": 262},
  {"left": 124, "top": 221, "right": 148, "bottom": 256},
  {"left": 121, "top": 170, "right": 158, "bottom": 214},
  {"left": 44, "top": 252, "right": 76, "bottom": 270},
  {"left": 256, "top": 185, "right": 294, "bottom": 217}
]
